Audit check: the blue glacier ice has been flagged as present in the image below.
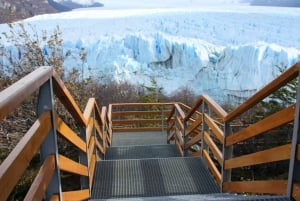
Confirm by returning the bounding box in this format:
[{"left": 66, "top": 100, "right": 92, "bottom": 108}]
[{"left": 1, "top": 2, "right": 300, "bottom": 103}]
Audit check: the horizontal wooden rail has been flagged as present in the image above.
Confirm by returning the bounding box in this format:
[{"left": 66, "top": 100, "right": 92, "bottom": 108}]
[
  {"left": 0, "top": 111, "right": 51, "bottom": 201},
  {"left": 58, "top": 155, "right": 88, "bottom": 177},
  {"left": 61, "top": 189, "right": 90, "bottom": 201},
  {"left": 112, "top": 119, "right": 165, "bottom": 125},
  {"left": 224, "top": 144, "right": 291, "bottom": 169},
  {"left": 185, "top": 94, "right": 227, "bottom": 121},
  {"left": 24, "top": 155, "right": 55, "bottom": 201},
  {"left": 55, "top": 116, "right": 86, "bottom": 153},
  {"left": 297, "top": 145, "right": 300, "bottom": 161},
  {"left": 184, "top": 133, "right": 201, "bottom": 149},
  {"left": 223, "top": 180, "right": 287, "bottom": 195},
  {"left": 186, "top": 117, "right": 202, "bottom": 136},
  {"left": 226, "top": 104, "right": 295, "bottom": 146},
  {"left": 112, "top": 110, "right": 171, "bottom": 116},
  {"left": 0, "top": 66, "right": 52, "bottom": 120},
  {"left": 293, "top": 183, "right": 300, "bottom": 201},
  {"left": 225, "top": 62, "right": 300, "bottom": 121}
]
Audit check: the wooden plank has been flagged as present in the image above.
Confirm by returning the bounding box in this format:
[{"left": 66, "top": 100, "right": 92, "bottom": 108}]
[
  {"left": 58, "top": 154, "right": 88, "bottom": 176},
  {"left": 88, "top": 136, "right": 95, "bottom": 165},
  {"left": 61, "top": 189, "right": 90, "bottom": 200},
  {"left": 226, "top": 105, "right": 295, "bottom": 146},
  {"left": 111, "top": 102, "right": 174, "bottom": 107},
  {"left": 83, "top": 98, "right": 95, "bottom": 120},
  {"left": 186, "top": 116, "right": 202, "bottom": 136},
  {"left": 113, "top": 127, "right": 164, "bottom": 132},
  {"left": 0, "top": 66, "right": 52, "bottom": 120},
  {"left": 175, "top": 128, "right": 184, "bottom": 145},
  {"left": 297, "top": 145, "right": 300, "bottom": 161},
  {"left": 184, "top": 133, "right": 201, "bottom": 149},
  {"left": 112, "top": 119, "right": 164, "bottom": 125},
  {"left": 185, "top": 94, "right": 227, "bottom": 121},
  {"left": 0, "top": 111, "right": 52, "bottom": 201},
  {"left": 94, "top": 120, "right": 103, "bottom": 140},
  {"left": 174, "top": 103, "right": 186, "bottom": 119},
  {"left": 225, "top": 144, "right": 291, "bottom": 169},
  {"left": 190, "top": 151, "right": 201, "bottom": 157},
  {"left": 50, "top": 194, "right": 59, "bottom": 201},
  {"left": 89, "top": 154, "right": 96, "bottom": 189},
  {"left": 175, "top": 116, "right": 184, "bottom": 131},
  {"left": 167, "top": 106, "right": 176, "bottom": 121},
  {"left": 86, "top": 117, "right": 94, "bottom": 144},
  {"left": 223, "top": 180, "right": 287, "bottom": 195},
  {"left": 225, "top": 62, "right": 300, "bottom": 121},
  {"left": 204, "top": 131, "right": 222, "bottom": 165},
  {"left": 101, "top": 106, "right": 107, "bottom": 126},
  {"left": 55, "top": 116, "right": 86, "bottom": 153},
  {"left": 293, "top": 183, "right": 300, "bottom": 201},
  {"left": 112, "top": 110, "right": 171, "bottom": 117},
  {"left": 24, "top": 155, "right": 55, "bottom": 201},
  {"left": 52, "top": 71, "right": 87, "bottom": 126},
  {"left": 95, "top": 139, "right": 104, "bottom": 154},
  {"left": 203, "top": 149, "right": 221, "bottom": 185},
  {"left": 167, "top": 130, "right": 175, "bottom": 142},
  {"left": 204, "top": 114, "right": 224, "bottom": 143},
  {"left": 176, "top": 140, "right": 184, "bottom": 157}
]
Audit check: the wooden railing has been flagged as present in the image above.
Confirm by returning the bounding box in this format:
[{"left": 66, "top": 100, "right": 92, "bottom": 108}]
[
  {"left": 0, "top": 67, "right": 110, "bottom": 201},
  {"left": 1, "top": 62, "right": 300, "bottom": 201},
  {"left": 167, "top": 62, "right": 300, "bottom": 200},
  {"left": 109, "top": 103, "right": 174, "bottom": 133}
]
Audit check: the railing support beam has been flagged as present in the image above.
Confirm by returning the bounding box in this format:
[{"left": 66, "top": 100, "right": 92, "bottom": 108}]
[{"left": 37, "top": 78, "right": 62, "bottom": 200}]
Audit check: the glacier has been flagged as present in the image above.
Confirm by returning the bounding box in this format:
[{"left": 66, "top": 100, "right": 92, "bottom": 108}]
[{"left": 1, "top": 1, "right": 300, "bottom": 103}]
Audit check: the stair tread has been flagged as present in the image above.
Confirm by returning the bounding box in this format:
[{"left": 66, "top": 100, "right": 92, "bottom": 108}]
[
  {"left": 105, "top": 144, "right": 180, "bottom": 160},
  {"left": 92, "top": 157, "right": 219, "bottom": 199},
  {"left": 90, "top": 194, "right": 291, "bottom": 201}
]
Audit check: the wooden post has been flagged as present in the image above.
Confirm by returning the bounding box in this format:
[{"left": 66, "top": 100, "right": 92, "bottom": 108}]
[{"left": 37, "top": 78, "right": 62, "bottom": 200}]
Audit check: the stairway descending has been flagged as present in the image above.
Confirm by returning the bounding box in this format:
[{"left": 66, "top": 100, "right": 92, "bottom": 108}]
[
  {"left": 91, "top": 143, "right": 219, "bottom": 200},
  {"left": 91, "top": 132, "right": 292, "bottom": 201}
]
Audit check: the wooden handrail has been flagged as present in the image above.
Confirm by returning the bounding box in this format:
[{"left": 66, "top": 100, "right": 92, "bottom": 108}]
[
  {"left": 0, "top": 111, "right": 52, "bottom": 201},
  {"left": 0, "top": 66, "right": 112, "bottom": 200},
  {"left": 52, "top": 71, "right": 87, "bottom": 126},
  {"left": 0, "top": 66, "right": 52, "bottom": 120},
  {"left": 225, "top": 62, "right": 300, "bottom": 121}
]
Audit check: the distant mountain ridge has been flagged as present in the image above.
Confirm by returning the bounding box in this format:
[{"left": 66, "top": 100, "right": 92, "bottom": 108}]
[{"left": 0, "top": 0, "right": 103, "bottom": 24}]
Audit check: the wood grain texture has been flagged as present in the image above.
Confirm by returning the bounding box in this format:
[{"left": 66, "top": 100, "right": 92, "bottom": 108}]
[
  {"left": 226, "top": 104, "right": 295, "bottom": 146},
  {"left": 55, "top": 116, "right": 86, "bottom": 153},
  {"left": 293, "top": 183, "right": 300, "bottom": 201},
  {"left": 225, "top": 62, "right": 300, "bottom": 121},
  {"left": 58, "top": 154, "right": 88, "bottom": 176},
  {"left": 24, "top": 155, "right": 55, "bottom": 201},
  {"left": 186, "top": 116, "right": 202, "bottom": 136},
  {"left": 204, "top": 114, "right": 224, "bottom": 143},
  {"left": 184, "top": 133, "right": 201, "bottom": 149},
  {"left": 52, "top": 71, "right": 87, "bottom": 126},
  {"left": 203, "top": 149, "right": 221, "bottom": 185},
  {"left": 61, "top": 189, "right": 90, "bottom": 201},
  {"left": 0, "top": 66, "right": 52, "bottom": 120},
  {"left": 224, "top": 144, "right": 291, "bottom": 169},
  {"left": 223, "top": 180, "right": 287, "bottom": 195},
  {"left": 297, "top": 145, "right": 300, "bottom": 161},
  {"left": 0, "top": 111, "right": 51, "bottom": 201},
  {"left": 204, "top": 131, "right": 222, "bottom": 165}
]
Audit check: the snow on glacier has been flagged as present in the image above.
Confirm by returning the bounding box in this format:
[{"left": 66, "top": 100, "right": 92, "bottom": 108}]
[{"left": 1, "top": 0, "right": 300, "bottom": 103}]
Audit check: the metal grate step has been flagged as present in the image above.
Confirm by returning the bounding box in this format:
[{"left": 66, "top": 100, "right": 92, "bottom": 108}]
[
  {"left": 90, "top": 194, "right": 292, "bottom": 201},
  {"left": 105, "top": 144, "right": 180, "bottom": 160},
  {"left": 91, "top": 157, "right": 219, "bottom": 199}
]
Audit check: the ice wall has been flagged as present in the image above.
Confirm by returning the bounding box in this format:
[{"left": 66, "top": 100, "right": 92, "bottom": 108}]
[{"left": 66, "top": 33, "right": 300, "bottom": 103}]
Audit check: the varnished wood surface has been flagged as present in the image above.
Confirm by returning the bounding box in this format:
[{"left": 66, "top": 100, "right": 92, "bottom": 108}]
[
  {"left": 224, "top": 144, "right": 291, "bottom": 169},
  {"left": 223, "top": 180, "right": 287, "bottom": 195},
  {"left": 24, "top": 155, "right": 55, "bottom": 201},
  {"left": 0, "top": 111, "right": 51, "bottom": 201}
]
